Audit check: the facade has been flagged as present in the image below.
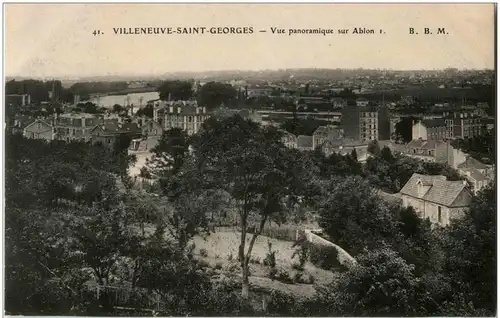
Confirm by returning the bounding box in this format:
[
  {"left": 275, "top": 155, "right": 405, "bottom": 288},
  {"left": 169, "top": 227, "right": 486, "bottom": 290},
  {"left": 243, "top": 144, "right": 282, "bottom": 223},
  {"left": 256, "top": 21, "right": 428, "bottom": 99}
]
[
  {"left": 355, "top": 97, "right": 369, "bottom": 107},
  {"left": 91, "top": 122, "right": 142, "bottom": 148},
  {"left": 456, "top": 156, "right": 494, "bottom": 194},
  {"left": 12, "top": 115, "right": 34, "bottom": 134},
  {"left": 412, "top": 119, "right": 449, "bottom": 141},
  {"left": 312, "top": 125, "right": 344, "bottom": 149},
  {"left": 399, "top": 173, "right": 472, "bottom": 226},
  {"left": 358, "top": 105, "right": 390, "bottom": 142},
  {"left": 331, "top": 97, "right": 348, "bottom": 109},
  {"left": 141, "top": 119, "right": 163, "bottom": 138},
  {"left": 6, "top": 94, "right": 31, "bottom": 107},
  {"left": 444, "top": 113, "right": 484, "bottom": 139},
  {"left": 297, "top": 135, "right": 314, "bottom": 151},
  {"left": 23, "top": 119, "right": 55, "bottom": 141},
  {"left": 154, "top": 100, "right": 209, "bottom": 136},
  {"left": 55, "top": 113, "right": 100, "bottom": 142},
  {"left": 279, "top": 130, "right": 297, "bottom": 149}
]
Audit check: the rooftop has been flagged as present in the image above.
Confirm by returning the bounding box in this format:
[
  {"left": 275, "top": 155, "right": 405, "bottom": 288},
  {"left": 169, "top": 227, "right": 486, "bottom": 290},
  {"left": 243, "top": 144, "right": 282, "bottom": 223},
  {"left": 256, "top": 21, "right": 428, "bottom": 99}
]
[
  {"left": 400, "top": 173, "right": 470, "bottom": 207},
  {"left": 297, "top": 135, "right": 313, "bottom": 148}
]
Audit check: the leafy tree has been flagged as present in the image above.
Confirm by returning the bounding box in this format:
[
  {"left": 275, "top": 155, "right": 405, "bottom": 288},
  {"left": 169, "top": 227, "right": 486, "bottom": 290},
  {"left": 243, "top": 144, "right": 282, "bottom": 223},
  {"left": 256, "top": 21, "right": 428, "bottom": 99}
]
[
  {"left": 317, "top": 248, "right": 428, "bottom": 316},
  {"left": 443, "top": 183, "right": 496, "bottom": 313},
  {"left": 112, "top": 104, "right": 124, "bottom": 113},
  {"left": 148, "top": 128, "right": 191, "bottom": 179},
  {"left": 193, "top": 115, "right": 310, "bottom": 298},
  {"left": 394, "top": 116, "right": 419, "bottom": 143},
  {"left": 157, "top": 80, "right": 193, "bottom": 101},
  {"left": 367, "top": 139, "right": 381, "bottom": 154},
  {"left": 197, "top": 81, "right": 238, "bottom": 109},
  {"left": 135, "top": 104, "right": 154, "bottom": 118},
  {"left": 317, "top": 176, "right": 400, "bottom": 255}
]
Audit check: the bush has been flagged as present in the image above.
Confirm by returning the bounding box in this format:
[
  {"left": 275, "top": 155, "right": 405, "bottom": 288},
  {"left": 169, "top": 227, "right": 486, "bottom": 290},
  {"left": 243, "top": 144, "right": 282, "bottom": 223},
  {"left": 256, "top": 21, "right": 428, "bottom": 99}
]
[
  {"left": 294, "top": 240, "right": 345, "bottom": 271},
  {"left": 228, "top": 253, "right": 233, "bottom": 261},
  {"left": 292, "top": 263, "right": 304, "bottom": 271},
  {"left": 263, "top": 241, "right": 277, "bottom": 268},
  {"left": 293, "top": 272, "right": 303, "bottom": 283},
  {"left": 197, "top": 259, "right": 210, "bottom": 268},
  {"left": 268, "top": 267, "right": 278, "bottom": 280},
  {"left": 276, "top": 269, "right": 294, "bottom": 284},
  {"left": 199, "top": 248, "right": 208, "bottom": 257},
  {"left": 250, "top": 257, "right": 261, "bottom": 264},
  {"left": 214, "top": 263, "right": 223, "bottom": 270},
  {"left": 308, "top": 274, "right": 315, "bottom": 284}
]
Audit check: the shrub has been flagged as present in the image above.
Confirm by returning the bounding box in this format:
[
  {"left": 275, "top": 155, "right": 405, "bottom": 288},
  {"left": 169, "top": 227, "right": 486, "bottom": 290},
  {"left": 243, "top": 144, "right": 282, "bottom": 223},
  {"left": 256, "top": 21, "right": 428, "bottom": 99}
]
[
  {"left": 263, "top": 241, "right": 277, "bottom": 268},
  {"left": 268, "top": 267, "right": 278, "bottom": 280},
  {"left": 276, "top": 269, "right": 294, "bottom": 284},
  {"left": 197, "top": 259, "right": 210, "bottom": 268},
  {"left": 250, "top": 257, "right": 261, "bottom": 264},
  {"left": 214, "top": 263, "right": 223, "bottom": 270},
  {"left": 292, "top": 263, "right": 304, "bottom": 271},
  {"left": 293, "top": 272, "right": 303, "bottom": 283},
  {"left": 227, "top": 253, "right": 233, "bottom": 261},
  {"left": 199, "top": 248, "right": 208, "bottom": 257},
  {"left": 307, "top": 274, "right": 315, "bottom": 284}
]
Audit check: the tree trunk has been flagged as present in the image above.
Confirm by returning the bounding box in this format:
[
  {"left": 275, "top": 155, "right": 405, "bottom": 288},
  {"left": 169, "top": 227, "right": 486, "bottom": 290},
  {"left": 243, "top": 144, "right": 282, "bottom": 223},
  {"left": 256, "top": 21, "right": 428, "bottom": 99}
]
[{"left": 241, "top": 264, "right": 250, "bottom": 299}]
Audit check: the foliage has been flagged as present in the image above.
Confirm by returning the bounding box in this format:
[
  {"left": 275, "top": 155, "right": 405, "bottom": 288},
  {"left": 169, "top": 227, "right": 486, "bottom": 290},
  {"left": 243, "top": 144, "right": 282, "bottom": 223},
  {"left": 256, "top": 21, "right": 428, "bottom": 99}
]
[
  {"left": 148, "top": 128, "right": 191, "bottom": 179},
  {"left": 280, "top": 116, "right": 330, "bottom": 136},
  {"left": 317, "top": 176, "right": 400, "bottom": 256},
  {"left": 197, "top": 81, "right": 238, "bottom": 109},
  {"left": 263, "top": 241, "right": 277, "bottom": 268},
  {"left": 317, "top": 248, "right": 425, "bottom": 316},
  {"left": 157, "top": 80, "right": 193, "bottom": 101},
  {"left": 394, "top": 116, "right": 419, "bottom": 143},
  {"left": 367, "top": 139, "right": 381, "bottom": 154},
  {"left": 135, "top": 104, "right": 154, "bottom": 118}
]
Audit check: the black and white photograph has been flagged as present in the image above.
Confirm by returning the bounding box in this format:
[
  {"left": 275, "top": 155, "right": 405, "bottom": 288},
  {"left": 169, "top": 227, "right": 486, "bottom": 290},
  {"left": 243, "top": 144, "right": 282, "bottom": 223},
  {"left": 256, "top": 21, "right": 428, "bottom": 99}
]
[{"left": 3, "top": 2, "right": 497, "bottom": 316}]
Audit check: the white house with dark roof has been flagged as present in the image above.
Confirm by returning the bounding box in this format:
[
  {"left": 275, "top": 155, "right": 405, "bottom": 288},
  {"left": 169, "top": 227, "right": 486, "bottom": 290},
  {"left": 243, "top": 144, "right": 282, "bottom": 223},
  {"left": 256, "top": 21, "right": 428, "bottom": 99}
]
[
  {"left": 456, "top": 156, "right": 494, "bottom": 194},
  {"left": 312, "top": 125, "right": 344, "bottom": 150},
  {"left": 399, "top": 173, "right": 472, "bottom": 226}
]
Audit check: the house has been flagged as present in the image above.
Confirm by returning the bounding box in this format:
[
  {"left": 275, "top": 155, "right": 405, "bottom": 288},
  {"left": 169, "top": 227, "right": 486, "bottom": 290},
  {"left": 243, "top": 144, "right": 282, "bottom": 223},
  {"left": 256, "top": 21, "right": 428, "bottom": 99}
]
[
  {"left": 23, "top": 119, "right": 55, "bottom": 141},
  {"left": 312, "top": 125, "right": 344, "bottom": 149},
  {"left": 355, "top": 97, "right": 369, "bottom": 107},
  {"left": 153, "top": 100, "right": 210, "bottom": 136},
  {"left": 279, "top": 130, "right": 297, "bottom": 149},
  {"left": 404, "top": 139, "right": 446, "bottom": 162},
  {"left": 456, "top": 156, "right": 494, "bottom": 194},
  {"left": 55, "top": 113, "right": 100, "bottom": 142},
  {"left": 412, "top": 119, "right": 449, "bottom": 141},
  {"left": 91, "top": 122, "right": 142, "bottom": 148},
  {"left": 297, "top": 135, "right": 313, "bottom": 151},
  {"left": 330, "top": 97, "right": 347, "bottom": 109},
  {"left": 141, "top": 119, "right": 163, "bottom": 138},
  {"left": 399, "top": 173, "right": 472, "bottom": 226},
  {"left": 11, "top": 115, "right": 34, "bottom": 134}
]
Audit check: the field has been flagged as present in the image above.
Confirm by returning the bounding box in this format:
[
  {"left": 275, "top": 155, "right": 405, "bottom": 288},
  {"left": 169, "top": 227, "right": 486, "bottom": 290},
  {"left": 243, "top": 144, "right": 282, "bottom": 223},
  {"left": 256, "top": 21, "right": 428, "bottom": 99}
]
[{"left": 191, "top": 230, "right": 336, "bottom": 296}]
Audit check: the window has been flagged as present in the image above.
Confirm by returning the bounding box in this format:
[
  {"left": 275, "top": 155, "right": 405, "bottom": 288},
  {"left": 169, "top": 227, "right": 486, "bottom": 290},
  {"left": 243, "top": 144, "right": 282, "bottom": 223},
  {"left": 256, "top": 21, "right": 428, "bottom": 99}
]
[{"left": 438, "top": 206, "right": 442, "bottom": 223}]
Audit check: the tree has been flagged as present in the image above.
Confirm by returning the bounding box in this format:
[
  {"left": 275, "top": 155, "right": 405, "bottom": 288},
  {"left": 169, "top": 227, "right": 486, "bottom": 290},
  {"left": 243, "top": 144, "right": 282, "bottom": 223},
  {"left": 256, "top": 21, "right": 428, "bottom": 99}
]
[
  {"left": 197, "top": 81, "right": 238, "bottom": 109},
  {"left": 148, "top": 128, "right": 191, "bottom": 179},
  {"left": 317, "top": 176, "right": 400, "bottom": 255},
  {"left": 317, "top": 248, "right": 427, "bottom": 316},
  {"left": 135, "top": 104, "right": 154, "bottom": 118},
  {"left": 367, "top": 139, "right": 381, "bottom": 154},
  {"left": 112, "top": 104, "right": 124, "bottom": 113},
  {"left": 394, "top": 116, "right": 419, "bottom": 143},
  {"left": 157, "top": 80, "right": 193, "bottom": 101},
  {"left": 193, "top": 115, "right": 309, "bottom": 298},
  {"left": 443, "top": 183, "right": 496, "bottom": 313}
]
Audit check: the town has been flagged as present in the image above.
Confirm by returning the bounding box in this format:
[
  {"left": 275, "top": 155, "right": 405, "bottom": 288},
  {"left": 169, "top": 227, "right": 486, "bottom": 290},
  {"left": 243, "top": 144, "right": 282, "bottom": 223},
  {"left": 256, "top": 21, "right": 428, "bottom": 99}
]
[{"left": 5, "top": 68, "right": 496, "bottom": 316}]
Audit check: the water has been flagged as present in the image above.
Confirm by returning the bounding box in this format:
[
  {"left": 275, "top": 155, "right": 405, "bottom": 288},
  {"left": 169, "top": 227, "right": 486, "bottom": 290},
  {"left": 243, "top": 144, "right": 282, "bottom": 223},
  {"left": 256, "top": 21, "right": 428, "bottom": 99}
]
[{"left": 90, "top": 92, "right": 160, "bottom": 108}]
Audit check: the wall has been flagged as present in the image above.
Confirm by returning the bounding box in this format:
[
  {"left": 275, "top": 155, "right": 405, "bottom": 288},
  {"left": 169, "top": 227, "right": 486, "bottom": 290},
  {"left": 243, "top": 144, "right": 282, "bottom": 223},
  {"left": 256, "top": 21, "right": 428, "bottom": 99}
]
[
  {"left": 411, "top": 122, "right": 427, "bottom": 140},
  {"left": 297, "top": 229, "right": 357, "bottom": 269},
  {"left": 423, "top": 201, "right": 450, "bottom": 226}
]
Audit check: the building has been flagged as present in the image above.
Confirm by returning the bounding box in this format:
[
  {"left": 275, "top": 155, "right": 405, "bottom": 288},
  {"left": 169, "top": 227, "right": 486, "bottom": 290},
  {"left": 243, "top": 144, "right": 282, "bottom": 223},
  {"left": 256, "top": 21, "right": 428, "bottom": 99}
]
[
  {"left": 55, "top": 113, "right": 100, "bottom": 142},
  {"left": 444, "top": 113, "right": 484, "bottom": 139},
  {"left": 355, "top": 97, "right": 369, "bottom": 107},
  {"left": 358, "top": 105, "right": 390, "bottom": 142},
  {"left": 23, "top": 119, "right": 55, "bottom": 141},
  {"left": 153, "top": 100, "right": 209, "bottom": 136},
  {"left": 399, "top": 173, "right": 472, "bottom": 226},
  {"left": 456, "top": 156, "right": 494, "bottom": 194},
  {"left": 141, "top": 119, "right": 163, "bottom": 138},
  {"left": 312, "top": 125, "right": 344, "bottom": 149},
  {"left": 404, "top": 139, "right": 446, "bottom": 162},
  {"left": 412, "top": 119, "right": 449, "bottom": 141},
  {"left": 6, "top": 94, "right": 31, "bottom": 107},
  {"left": 11, "top": 115, "right": 34, "bottom": 134},
  {"left": 330, "top": 97, "right": 348, "bottom": 109},
  {"left": 297, "top": 135, "right": 313, "bottom": 151},
  {"left": 90, "top": 122, "right": 142, "bottom": 148},
  {"left": 279, "top": 130, "right": 297, "bottom": 149}
]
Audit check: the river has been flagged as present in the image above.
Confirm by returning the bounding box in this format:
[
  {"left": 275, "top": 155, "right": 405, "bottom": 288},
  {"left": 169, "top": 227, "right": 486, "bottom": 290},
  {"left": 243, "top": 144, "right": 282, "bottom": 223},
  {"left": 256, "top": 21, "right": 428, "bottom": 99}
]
[{"left": 90, "top": 92, "right": 160, "bottom": 108}]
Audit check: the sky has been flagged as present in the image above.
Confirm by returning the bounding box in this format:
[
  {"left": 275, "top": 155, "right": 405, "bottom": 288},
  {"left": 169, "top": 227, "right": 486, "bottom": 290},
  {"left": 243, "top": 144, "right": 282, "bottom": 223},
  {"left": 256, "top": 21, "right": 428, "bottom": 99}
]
[{"left": 4, "top": 3, "right": 496, "bottom": 78}]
